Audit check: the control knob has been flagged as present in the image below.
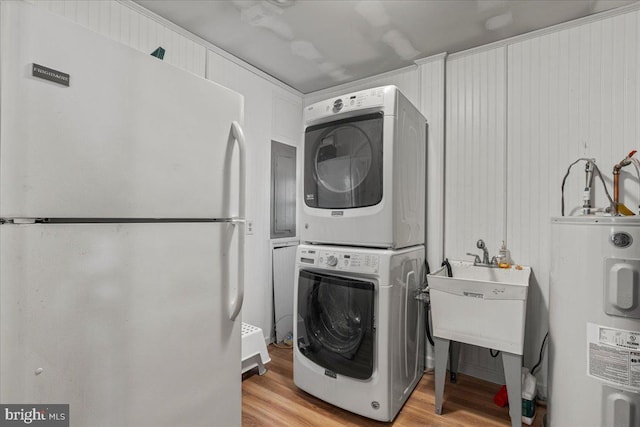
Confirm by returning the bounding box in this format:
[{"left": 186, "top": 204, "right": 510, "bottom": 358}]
[
  {"left": 326, "top": 255, "right": 338, "bottom": 267},
  {"left": 332, "top": 98, "right": 343, "bottom": 113}
]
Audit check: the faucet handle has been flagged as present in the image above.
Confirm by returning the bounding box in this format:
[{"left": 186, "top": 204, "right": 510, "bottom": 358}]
[{"left": 466, "top": 253, "right": 482, "bottom": 265}]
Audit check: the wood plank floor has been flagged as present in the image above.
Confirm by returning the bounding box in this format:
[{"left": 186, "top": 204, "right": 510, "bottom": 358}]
[{"left": 243, "top": 345, "right": 546, "bottom": 426}]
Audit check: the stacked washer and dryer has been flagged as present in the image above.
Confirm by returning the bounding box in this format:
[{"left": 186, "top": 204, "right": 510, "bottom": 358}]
[{"left": 293, "top": 86, "right": 428, "bottom": 422}]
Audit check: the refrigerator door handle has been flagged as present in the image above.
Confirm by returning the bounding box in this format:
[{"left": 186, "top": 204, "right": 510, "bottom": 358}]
[
  {"left": 231, "top": 121, "right": 246, "bottom": 221},
  {"left": 228, "top": 121, "right": 246, "bottom": 321}
]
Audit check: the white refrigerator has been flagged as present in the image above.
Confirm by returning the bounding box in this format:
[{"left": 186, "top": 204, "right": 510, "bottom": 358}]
[{"left": 0, "top": 2, "right": 246, "bottom": 426}]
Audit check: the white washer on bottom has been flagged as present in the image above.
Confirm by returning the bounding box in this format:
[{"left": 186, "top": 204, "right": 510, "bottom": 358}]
[{"left": 293, "top": 244, "right": 425, "bottom": 422}]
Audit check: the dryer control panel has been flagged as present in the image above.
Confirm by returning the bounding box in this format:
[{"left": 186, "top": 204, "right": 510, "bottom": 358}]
[
  {"left": 304, "top": 86, "right": 388, "bottom": 123},
  {"left": 298, "top": 247, "right": 379, "bottom": 274},
  {"left": 328, "top": 88, "right": 385, "bottom": 114}
]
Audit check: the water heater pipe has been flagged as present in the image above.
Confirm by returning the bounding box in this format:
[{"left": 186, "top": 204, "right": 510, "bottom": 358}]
[
  {"left": 612, "top": 150, "right": 637, "bottom": 215},
  {"left": 561, "top": 158, "right": 613, "bottom": 216},
  {"left": 583, "top": 160, "right": 595, "bottom": 215}
]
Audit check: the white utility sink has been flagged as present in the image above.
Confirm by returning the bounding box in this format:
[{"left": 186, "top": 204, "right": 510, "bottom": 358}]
[{"left": 428, "top": 260, "right": 531, "bottom": 354}]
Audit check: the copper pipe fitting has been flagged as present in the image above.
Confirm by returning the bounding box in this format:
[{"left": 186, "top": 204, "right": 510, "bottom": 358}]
[{"left": 612, "top": 150, "right": 637, "bottom": 215}]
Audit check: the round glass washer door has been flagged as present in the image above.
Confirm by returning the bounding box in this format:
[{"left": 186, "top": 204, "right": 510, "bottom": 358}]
[
  {"left": 307, "top": 280, "right": 366, "bottom": 357},
  {"left": 296, "top": 270, "right": 375, "bottom": 380}
]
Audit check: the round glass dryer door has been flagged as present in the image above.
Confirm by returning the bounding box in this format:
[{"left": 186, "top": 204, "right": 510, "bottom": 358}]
[
  {"left": 296, "top": 270, "right": 374, "bottom": 380},
  {"left": 304, "top": 112, "right": 383, "bottom": 209}
]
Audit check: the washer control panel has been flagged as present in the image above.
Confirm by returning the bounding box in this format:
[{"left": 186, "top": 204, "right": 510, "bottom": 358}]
[{"left": 298, "top": 247, "right": 380, "bottom": 274}]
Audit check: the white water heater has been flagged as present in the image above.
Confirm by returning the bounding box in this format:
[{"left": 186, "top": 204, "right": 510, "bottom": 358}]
[{"left": 549, "top": 217, "right": 640, "bottom": 426}]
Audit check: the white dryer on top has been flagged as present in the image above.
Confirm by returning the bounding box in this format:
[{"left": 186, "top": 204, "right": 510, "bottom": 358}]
[{"left": 301, "top": 85, "right": 426, "bottom": 249}]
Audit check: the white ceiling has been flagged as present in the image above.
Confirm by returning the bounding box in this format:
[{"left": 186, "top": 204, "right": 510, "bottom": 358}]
[{"left": 135, "top": 0, "right": 637, "bottom": 94}]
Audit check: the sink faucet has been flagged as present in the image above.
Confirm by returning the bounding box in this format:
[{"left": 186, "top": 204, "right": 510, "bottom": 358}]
[
  {"left": 466, "top": 252, "right": 481, "bottom": 264},
  {"left": 467, "top": 239, "right": 498, "bottom": 267},
  {"left": 477, "top": 239, "right": 490, "bottom": 265}
]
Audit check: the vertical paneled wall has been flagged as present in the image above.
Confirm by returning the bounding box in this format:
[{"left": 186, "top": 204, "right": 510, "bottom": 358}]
[
  {"left": 444, "top": 47, "right": 509, "bottom": 383},
  {"left": 418, "top": 54, "right": 447, "bottom": 274},
  {"left": 445, "top": 5, "right": 640, "bottom": 395},
  {"left": 417, "top": 54, "right": 447, "bottom": 368},
  {"left": 509, "top": 10, "right": 640, "bottom": 225},
  {"left": 30, "top": 0, "right": 206, "bottom": 76},
  {"left": 445, "top": 48, "right": 507, "bottom": 261},
  {"left": 507, "top": 8, "right": 640, "bottom": 394}
]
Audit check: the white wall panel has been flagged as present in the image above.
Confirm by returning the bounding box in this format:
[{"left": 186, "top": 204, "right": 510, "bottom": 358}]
[
  {"left": 444, "top": 47, "right": 508, "bottom": 385},
  {"left": 417, "top": 54, "right": 446, "bottom": 275},
  {"left": 445, "top": 4, "right": 640, "bottom": 396},
  {"left": 507, "top": 8, "right": 640, "bottom": 397},
  {"left": 414, "top": 54, "right": 446, "bottom": 370},
  {"left": 30, "top": 0, "right": 206, "bottom": 77},
  {"left": 272, "top": 91, "right": 303, "bottom": 147},
  {"left": 445, "top": 47, "right": 507, "bottom": 263}
]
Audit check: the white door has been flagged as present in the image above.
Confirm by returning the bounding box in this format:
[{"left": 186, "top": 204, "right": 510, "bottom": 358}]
[
  {"left": 0, "top": 222, "right": 241, "bottom": 427},
  {"left": 0, "top": 2, "right": 244, "bottom": 219}
]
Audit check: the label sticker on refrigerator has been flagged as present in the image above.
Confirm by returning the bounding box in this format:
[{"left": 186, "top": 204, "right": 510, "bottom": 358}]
[
  {"left": 587, "top": 323, "right": 640, "bottom": 392},
  {"left": 32, "top": 63, "right": 70, "bottom": 87}
]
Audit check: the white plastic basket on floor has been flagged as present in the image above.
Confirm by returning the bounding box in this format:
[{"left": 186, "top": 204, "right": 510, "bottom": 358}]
[{"left": 241, "top": 322, "right": 270, "bottom": 375}]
